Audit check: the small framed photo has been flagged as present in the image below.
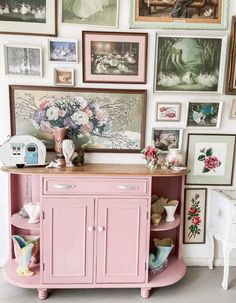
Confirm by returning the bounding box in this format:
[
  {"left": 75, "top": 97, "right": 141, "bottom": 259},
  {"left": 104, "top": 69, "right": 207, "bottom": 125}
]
[
  {"left": 184, "top": 188, "right": 207, "bottom": 244},
  {"left": 82, "top": 31, "right": 148, "bottom": 84},
  {"left": 186, "top": 134, "right": 236, "bottom": 186},
  {"left": 156, "top": 103, "right": 181, "bottom": 121},
  {"left": 54, "top": 67, "right": 75, "bottom": 87},
  {"left": 152, "top": 128, "right": 183, "bottom": 153},
  {"left": 186, "top": 101, "right": 223, "bottom": 128},
  {"left": 4, "top": 44, "right": 43, "bottom": 77},
  {"left": 48, "top": 39, "right": 78, "bottom": 63},
  {"left": 230, "top": 99, "right": 236, "bottom": 119},
  {"left": 226, "top": 16, "right": 236, "bottom": 94}
]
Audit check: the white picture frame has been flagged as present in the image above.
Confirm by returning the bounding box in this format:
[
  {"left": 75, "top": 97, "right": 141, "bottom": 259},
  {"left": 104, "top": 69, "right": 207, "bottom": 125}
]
[
  {"left": 156, "top": 102, "right": 181, "bottom": 121},
  {"left": 152, "top": 128, "right": 184, "bottom": 153},
  {"left": 53, "top": 67, "right": 75, "bottom": 87},
  {"left": 4, "top": 44, "right": 43, "bottom": 77},
  {"left": 48, "top": 38, "right": 78, "bottom": 63}
]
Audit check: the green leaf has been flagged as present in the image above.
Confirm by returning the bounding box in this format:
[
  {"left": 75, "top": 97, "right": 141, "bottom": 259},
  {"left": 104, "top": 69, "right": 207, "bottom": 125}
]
[
  {"left": 202, "top": 167, "right": 210, "bottom": 173},
  {"left": 206, "top": 148, "right": 213, "bottom": 156},
  {"left": 198, "top": 155, "right": 205, "bottom": 161}
]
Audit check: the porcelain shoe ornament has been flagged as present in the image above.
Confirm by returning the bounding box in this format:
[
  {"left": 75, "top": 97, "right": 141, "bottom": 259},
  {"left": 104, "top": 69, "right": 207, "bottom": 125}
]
[
  {"left": 164, "top": 200, "right": 179, "bottom": 222},
  {"left": 24, "top": 202, "right": 40, "bottom": 224}
]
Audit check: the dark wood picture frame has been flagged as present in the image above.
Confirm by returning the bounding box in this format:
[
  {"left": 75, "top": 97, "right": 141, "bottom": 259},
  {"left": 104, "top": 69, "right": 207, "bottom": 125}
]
[
  {"left": 226, "top": 16, "right": 236, "bottom": 94},
  {"left": 82, "top": 31, "right": 148, "bottom": 84},
  {"left": 9, "top": 85, "right": 147, "bottom": 153}
]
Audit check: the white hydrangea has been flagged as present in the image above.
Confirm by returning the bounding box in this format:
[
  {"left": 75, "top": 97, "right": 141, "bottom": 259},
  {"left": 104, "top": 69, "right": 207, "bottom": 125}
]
[
  {"left": 46, "top": 106, "right": 60, "bottom": 121},
  {"left": 74, "top": 96, "right": 87, "bottom": 109},
  {"left": 71, "top": 111, "right": 89, "bottom": 125}
]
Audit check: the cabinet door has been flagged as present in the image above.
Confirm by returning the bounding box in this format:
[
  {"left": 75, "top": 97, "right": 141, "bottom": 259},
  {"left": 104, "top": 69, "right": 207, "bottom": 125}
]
[
  {"left": 96, "top": 198, "right": 148, "bottom": 283},
  {"left": 42, "top": 197, "right": 94, "bottom": 284}
]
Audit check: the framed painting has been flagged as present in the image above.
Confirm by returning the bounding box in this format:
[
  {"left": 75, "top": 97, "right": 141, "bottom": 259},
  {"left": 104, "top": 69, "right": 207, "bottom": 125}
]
[
  {"left": 53, "top": 67, "right": 75, "bottom": 86},
  {"left": 9, "top": 85, "right": 147, "bottom": 153},
  {"left": 229, "top": 99, "right": 236, "bottom": 119},
  {"left": 61, "top": 0, "right": 119, "bottom": 27},
  {"left": 4, "top": 44, "right": 43, "bottom": 77},
  {"left": 0, "top": 0, "right": 57, "bottom": 36},
  {"left": 184, "top": 188, "right": 207, "bottom": 244},
  {"left": 130, "top": 0, "right": 228, "bottom": 30},
  {"left": 82, "top": 31, "right": 148, "bottom": 84},
  {"left": 225, "top": 16, "right": 236, "bottom": 94},
  {"left": 152, "top": 128, "right": 183, "bottom": 153},
  {"left": 186, "top": 134, "right": 236, "bottom": 185},
  {"left": 186, "top": 101, "right": 223, "bottom": 128},
  {"left": 154, "top": 34, "right": 226, "bottom": 93},
  {"left": 156, "top": 102, "right": 181, "bottom": 121},
  {"left": 48, "top": 39, "right": 78, "bottom": 63}
]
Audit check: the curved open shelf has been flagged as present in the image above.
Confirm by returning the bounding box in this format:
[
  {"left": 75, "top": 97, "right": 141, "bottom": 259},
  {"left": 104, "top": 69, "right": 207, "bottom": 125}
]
[
  {"left": 3, "top": 259, "right": 40, "bottom": 288},
  {"left": 150, "top": 214, "right": 180, "bottom": 232},
  {"left": 148, "top": 256, "right": 186, "bottom": 287},
  {"left": 11, "top": 213, "right": 40, "bottom": 231}
]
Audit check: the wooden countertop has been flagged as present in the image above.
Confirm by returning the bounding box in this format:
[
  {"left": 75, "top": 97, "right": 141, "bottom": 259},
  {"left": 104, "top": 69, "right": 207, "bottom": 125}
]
[{"left": 1, "top": 164, "right": 189, "bottom": 177}]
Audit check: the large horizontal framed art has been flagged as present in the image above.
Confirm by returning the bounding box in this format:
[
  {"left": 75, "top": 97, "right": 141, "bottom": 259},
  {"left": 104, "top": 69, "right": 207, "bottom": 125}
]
[
  {"left": 82, "top": 31, "right": 148, "bottom": 84},
  {"left": 186, "top": 101, "right": 223, "bottom": 128},
  {"left": 0, "top": 0, "right": 57, "bottom": 36},
  {"left": 130, "top": 0, "right": 228, "bottom": 30},
  {"left": 186, "top": 134, "right": 236, "bottom": 186},
  {"left": 61, "top": 0, "right": 119, "bottom": 28},
  {"left": 9, "top": 85, "right": 147, "bottom": 153},
  {"left": 184, "top": 188, "right": 207, "bottom": 244},
  {"left": 154, "top": 34, "right": 226, "bottom": 94},
  {"left": 152, "top": 128, "right": 183, "bottom": 153},
  {"left": 225, "top": 16, "right": 236, "bottom": 94}
]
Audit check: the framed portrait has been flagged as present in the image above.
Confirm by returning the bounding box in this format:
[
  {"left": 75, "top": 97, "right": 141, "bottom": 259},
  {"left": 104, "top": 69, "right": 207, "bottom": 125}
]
[
  {"left": 156, "top": 102, "right": 181, "bottom": 121},
  {"left": 229, "top": 99, "right": 236, "bottom": 119},
  {"left": 9, "top": 85, "right": 147, "bottom": 153},
  {"left": 152, "top": 128, "right": 183, "bottom": 153},
  {"left": 154, "top": 34, "right": 226, "bottom": 94},
  {"left": 186, "top": 134, "right": 236, "bottom": 185},
  {"left": 186, "top": 101, "right": 223, "bottom": 128},
  {"left": 48, "top": 39, "right": 78, "bottom": 63},
  {"left": 0, "top": 0, "right": 57, "bottom": 36},
  {"left": 53, "top": 67, "right": 75, "bottom": 86},
  {"left": 130, "top": 0, "right": 228, "bottom": 30},
  {"left": 82, "top": 31, "right": 148, "bottom": 84},
  {"left": 226, "top": 16, "right": 236, "bottom": 94},
  {"left": 184, "top": 188, "right": 207, "bottom": 244},
  {"left": 4, "top": 44, "right": 43, "bottom": 77},
  {"left": 61, "top": 0, "right": 119, "bottom": 28}
]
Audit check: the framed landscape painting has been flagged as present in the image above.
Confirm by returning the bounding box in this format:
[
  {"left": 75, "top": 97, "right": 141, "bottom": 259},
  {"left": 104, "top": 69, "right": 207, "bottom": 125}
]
[
  {"left": 156, "top": 102, "right": 181, "bottom": 121},
  {"left": 186, "top": 101, "right": 222, "bottom": 128},
  {"left": 61, "top": 0, "right": 119, "bottom": 27},
  {"left": 186, "top": 134, "right": 236, "bottom": 185},
  {"left": 0, "top": 0, "right": 56, "bottom": 36},
  {"left": 4, "top": 44, "right": 43, "bottom": 77},
  {"left": 9, "top": 85, "right": 147, "bottom": 153},
  {"left": 154, "top": 35, "right": 226, "bottom": 93},
  {"left": 82, "top": 31, "right": 148, "bottom": 84},
  {"left": 152, "top": 128, "right": 183, "bottom": 153},
  {"left": 130, "top": 0, "right": 228, "bottom": 30},
  {"left": 184, "top": 188, "right": 207, "bottom": 244}
]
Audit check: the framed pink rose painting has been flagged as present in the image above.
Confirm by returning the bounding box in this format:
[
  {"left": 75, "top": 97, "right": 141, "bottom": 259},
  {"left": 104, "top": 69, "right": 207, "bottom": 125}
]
[
  {"left": 184, "top": 188, "right": 207, "bottom": 244},
  {"left": 186, "top": 134, "right": 236, "bottom": 185}
]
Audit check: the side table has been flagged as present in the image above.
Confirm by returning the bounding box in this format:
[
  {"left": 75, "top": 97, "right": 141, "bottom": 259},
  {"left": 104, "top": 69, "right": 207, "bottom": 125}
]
[{"left": 208, "top": 189, "right": 236, "bottom": 290}]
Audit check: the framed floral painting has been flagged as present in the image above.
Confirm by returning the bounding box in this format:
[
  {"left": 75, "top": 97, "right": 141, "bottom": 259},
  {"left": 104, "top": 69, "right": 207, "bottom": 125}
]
[
  {"left": 9, "top": 85, "right": 147, "bottom": 153},
  {"left": 82, "top": 31, "right": 148, "bottom": 84},
  {"left": 186, "top": 134, "right": 236, "bottom": 185},
  {"left": 184, "top": 188, "right": 207, "bottom": 244},
  {"left": 156, "top": 102, "right": 181, "bottom": 121}
]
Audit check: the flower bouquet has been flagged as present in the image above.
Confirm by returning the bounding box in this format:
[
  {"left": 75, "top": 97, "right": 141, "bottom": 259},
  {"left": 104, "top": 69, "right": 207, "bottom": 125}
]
[{"left": 141, "top": 144, "right": 161, "bottom": 170}]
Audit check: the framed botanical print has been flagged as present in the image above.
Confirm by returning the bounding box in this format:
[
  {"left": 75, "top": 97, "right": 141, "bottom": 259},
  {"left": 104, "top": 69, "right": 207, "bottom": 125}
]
[
  {"left": 130, "top": 0, "right": 228, "bottom": 30},
  {"left": 186, "top": 134, "right": 236, "bottom": 185},
  {"left": 82, "top": 31, "right": 148, "bottom": 84},
  {"left": 0, "top": 0, "right": 57, "bottom": 36},
  {"left": 186, "top": 101, "right": 223, "bottom": 128},
  {"left": 152, "top": 128, "right": 183, "bottom": 153},
  {"left": 9, "top": 85, "right": 147, "bottom": 153},
  {"left": 184, "top": 188, "right": 207, "bottom": 244},
  {"left": 154, "top": 34, "right": 226, "bottom": 93},
  {"left": 226, "top": 16, "right": 236, "bottom": 94},
  {"left": 156, "top": 102, "right": 181, "bottom": 121}
]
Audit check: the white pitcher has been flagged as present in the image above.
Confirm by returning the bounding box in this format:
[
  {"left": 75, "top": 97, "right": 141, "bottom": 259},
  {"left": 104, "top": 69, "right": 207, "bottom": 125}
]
[{"left": 24, "top": 202, "right": 40, "bottom": 224}]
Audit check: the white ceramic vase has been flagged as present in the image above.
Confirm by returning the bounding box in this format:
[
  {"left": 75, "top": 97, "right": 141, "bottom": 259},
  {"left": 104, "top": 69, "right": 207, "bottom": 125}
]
[
  {"left": 164, "top": 200, "right": 179, "bottom": 222},
  {"left": 166, "top": 149, "right": 183, "bottom": 167},
  {"left": 62, "top": 139, "right": 75, "bottom": 167},
  {"left": 24, "top": 202, "right": 40, "bottom": 224}
]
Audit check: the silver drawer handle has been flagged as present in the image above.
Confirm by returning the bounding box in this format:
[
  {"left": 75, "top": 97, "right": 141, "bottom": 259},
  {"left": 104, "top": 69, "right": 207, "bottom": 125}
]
[
  {"left": 53, "top": 184, "right": 77, "bottom": 189},
  {"left": 118, "top": 185, "right": 139, "bottom": 190}
]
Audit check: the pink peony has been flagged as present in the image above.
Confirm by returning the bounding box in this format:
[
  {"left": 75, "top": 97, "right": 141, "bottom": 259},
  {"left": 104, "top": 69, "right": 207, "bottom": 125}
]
[
  {"left": 80, "top": 122, "right": 94, "bottom": 134},
  {"left": 95, "top": 109, "right": 109, "bottom": 122},
  {"left": 160, "top": 107, "right": 167, "bottom": 112},
  {"left": 39, "top": 100, "right": 50, "bottom": 111},
  {"left": 204, "top": 156, "right": 220, "bottom": 170},
  {"left": 192, "top": 216, "right": 201, "bottom": 225},
  {"left": 84, "top": 108, "right": 94, "bottom": 118},
  {"left": 166, "top": 112, "right": 176, "bottom": 118}
]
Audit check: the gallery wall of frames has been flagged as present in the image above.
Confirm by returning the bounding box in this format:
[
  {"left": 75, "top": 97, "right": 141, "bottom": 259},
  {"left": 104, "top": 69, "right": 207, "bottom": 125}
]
[{"left": 0, "top": 0, "right": 236, "bottom": 265}]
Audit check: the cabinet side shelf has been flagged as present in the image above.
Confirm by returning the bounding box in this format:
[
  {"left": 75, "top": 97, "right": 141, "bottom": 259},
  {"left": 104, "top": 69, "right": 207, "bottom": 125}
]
[
  {"left": 11, "top": 213, "right": 40, "bottom": 231},
  {"left": 150, "top": 215, "right": 180, "bottom": 232}
]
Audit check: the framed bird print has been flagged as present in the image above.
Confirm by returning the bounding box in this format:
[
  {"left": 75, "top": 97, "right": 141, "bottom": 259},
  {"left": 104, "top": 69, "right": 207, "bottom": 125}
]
[
  {"left": 82, "top": 31, "right": 148, "bottom": 84},
  {"left": 186, "top": 101, "right": 223, "bottom": 128}
]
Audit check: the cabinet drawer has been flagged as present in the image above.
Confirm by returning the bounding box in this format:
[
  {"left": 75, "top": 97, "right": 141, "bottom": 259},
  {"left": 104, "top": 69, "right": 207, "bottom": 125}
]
[{"left": 43, "top": 177, "right": 149, "bottom": 196}]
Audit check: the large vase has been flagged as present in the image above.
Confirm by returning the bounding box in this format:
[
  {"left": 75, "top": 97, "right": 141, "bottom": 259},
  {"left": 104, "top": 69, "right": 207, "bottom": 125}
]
[{"left": 51, "top": 127, "right": 67, "bottom": 156}]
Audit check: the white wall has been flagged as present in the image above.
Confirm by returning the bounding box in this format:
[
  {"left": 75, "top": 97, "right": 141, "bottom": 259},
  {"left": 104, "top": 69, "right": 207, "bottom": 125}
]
[{"left": 0, "top": 0, "right": 236, "bottom": 266}]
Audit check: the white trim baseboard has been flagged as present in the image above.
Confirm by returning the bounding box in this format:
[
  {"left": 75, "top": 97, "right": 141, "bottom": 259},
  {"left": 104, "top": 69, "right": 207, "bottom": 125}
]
[{"left": 183, "top": 257, "right": 236, "bottom": 267}]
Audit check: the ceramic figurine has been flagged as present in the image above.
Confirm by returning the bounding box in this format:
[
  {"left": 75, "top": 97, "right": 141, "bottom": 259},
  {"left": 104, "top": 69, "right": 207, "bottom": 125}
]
[
  {"left": 151, "top": 196, "right": 168, "bottom": 215},
  {"left": 12, "top": 235, "right": 35, "bottom": 276},
  {"left": 164, "top": 200, "right": 179, "bottom": 222},
  {"left": 62, "top": 139, "right": 76, "bottom": 167},
  {"left": 23, "top": 202, "right": 40, "bottom": 224},
  {"left": 151, "top": 214, "right": 162, "bottom": 226}
]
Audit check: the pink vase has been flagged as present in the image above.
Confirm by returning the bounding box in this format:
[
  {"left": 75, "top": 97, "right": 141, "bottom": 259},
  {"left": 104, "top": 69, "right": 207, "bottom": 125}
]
[{"left": 51, "top": 128, "right": 67, "bottom": 155}]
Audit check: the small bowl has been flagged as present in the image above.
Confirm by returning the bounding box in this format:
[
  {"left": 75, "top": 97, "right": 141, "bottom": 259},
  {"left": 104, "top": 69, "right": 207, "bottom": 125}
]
[{"left": 151, "top": 214, "right": 162, "bottom": 226}]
